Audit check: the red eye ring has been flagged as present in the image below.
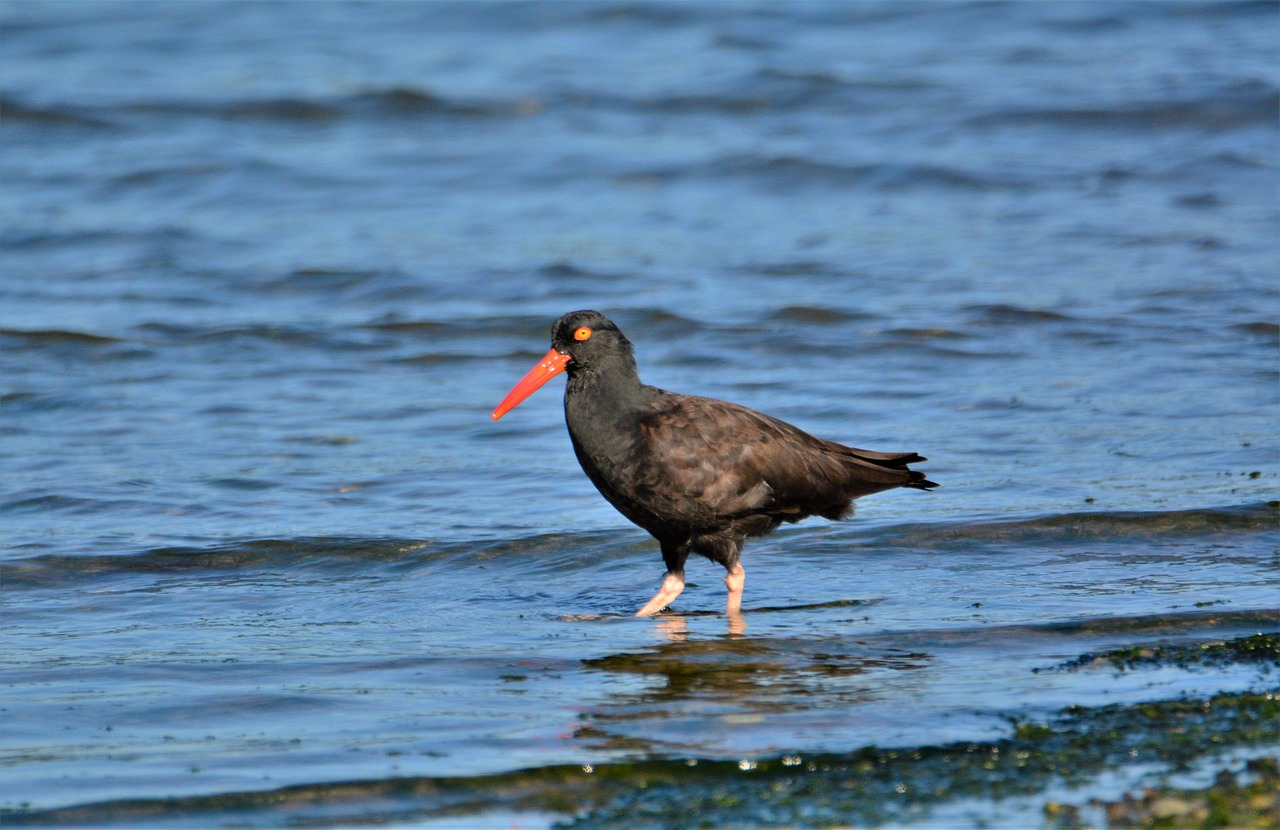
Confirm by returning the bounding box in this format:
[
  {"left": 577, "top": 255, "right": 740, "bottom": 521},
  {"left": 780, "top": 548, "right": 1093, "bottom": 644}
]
[{"left": 574, "top": 326, "right": 592, "bottom": 341}]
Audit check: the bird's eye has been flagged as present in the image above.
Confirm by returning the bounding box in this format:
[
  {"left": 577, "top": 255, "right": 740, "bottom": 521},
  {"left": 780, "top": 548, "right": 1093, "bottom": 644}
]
[{"left": 574, "top": 326, "right": 593, "bottom": 341}]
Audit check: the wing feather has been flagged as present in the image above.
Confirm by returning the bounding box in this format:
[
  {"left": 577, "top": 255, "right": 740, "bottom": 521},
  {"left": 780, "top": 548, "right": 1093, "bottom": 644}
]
[{"left": 631, "top": 391, "right": 921, "bottom": 527}]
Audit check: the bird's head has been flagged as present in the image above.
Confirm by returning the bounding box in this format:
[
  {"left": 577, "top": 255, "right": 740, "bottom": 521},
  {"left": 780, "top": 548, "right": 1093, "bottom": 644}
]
[{"left": 491, "top": 310, "right": 633, "bottom": 420}]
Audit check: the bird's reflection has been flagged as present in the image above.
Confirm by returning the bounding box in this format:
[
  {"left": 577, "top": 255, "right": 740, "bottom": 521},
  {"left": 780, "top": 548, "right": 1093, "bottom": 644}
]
[
  {"left": 575, "top": 617, "right": 932, "bottom": 754},
  {"left": 654, "top": 614, "right": 689, "bottom": 642},
  {"left": 650, "top": 611, "right": 745, "bottom": 640}
]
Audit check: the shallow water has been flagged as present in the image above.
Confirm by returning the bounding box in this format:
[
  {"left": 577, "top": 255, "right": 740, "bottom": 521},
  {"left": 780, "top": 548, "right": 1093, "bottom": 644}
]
[{"left": 2, "top": 1, "right": 1278, "bottom": 826}]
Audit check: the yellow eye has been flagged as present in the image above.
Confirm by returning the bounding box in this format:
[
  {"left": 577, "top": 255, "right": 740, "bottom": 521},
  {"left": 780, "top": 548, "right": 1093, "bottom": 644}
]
[{"left": 574, "top": 326, "right": 592, "bottom": 341}]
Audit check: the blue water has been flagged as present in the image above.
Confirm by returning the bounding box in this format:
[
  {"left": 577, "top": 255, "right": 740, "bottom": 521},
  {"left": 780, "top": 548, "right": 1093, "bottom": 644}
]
[{"left": 2, "top": 2, "right": 1277, "bottom": 826}]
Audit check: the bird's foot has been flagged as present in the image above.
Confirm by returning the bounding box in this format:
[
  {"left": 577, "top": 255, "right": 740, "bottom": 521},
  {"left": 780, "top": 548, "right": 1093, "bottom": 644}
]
[
  {"left": 636, "top": 571, "right": 685, "bottom": 617},
  {"left": 723, "top": 563, "right": 745, "bottom": 616}
]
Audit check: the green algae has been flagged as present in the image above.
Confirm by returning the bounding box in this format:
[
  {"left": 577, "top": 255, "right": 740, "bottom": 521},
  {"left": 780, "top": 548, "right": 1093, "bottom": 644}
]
[
  {"left": 1053, "top": 633, "right": 1280, "bottom": 674},
  {"left": 5, "top": 689, "right": 1276, "bottom": 828}
]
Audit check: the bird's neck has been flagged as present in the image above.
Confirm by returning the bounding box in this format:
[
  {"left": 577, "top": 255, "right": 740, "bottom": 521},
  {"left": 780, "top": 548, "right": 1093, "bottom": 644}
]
[{"left": 563, "top": 357, "right": 647, "bottom": 458}]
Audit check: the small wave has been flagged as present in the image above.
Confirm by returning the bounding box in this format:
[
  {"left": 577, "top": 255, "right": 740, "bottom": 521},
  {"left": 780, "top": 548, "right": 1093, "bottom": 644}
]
[
  {"left": 884, "top": 326, "right": 971, "bottom": 341},
  {"left": 969, "top": 81, "right": 1279, "bottom": 131},
  {"left": 0, "top": 537, "right": 438, "bottom": 588},
  {"left": 1, "top": 228, "right": 116, "bottom": 250},
  {"left": 964, "top": 304, "right": 1076, "bottom": 325},
  {"left": 135, "top": 321, "right": 372, "bottom": 351},
  {"left": 8, "top": 504, "right": 1273, "bottom": 589},
  {"left": 0, "top": 530, "right": 632, "bottom": 588},
  {"left": 765, "top": 306, "right": 877, "bottom": 325},
  {"left": 756, "top": 67, "right": 935, "bottom": 93},
  {"left": 744, "top": 260, "right": 843, "bottom": 278},
  {"left": 700, "top": 154, "right": 1032, "bottom": 192},
  {"left": 0, "top": 328, "right": 151, "bottom": 362},
  {"left": 1232, "top": 321, "right": 1280, "bottom": 341},
  {"left": 561, "top": 62, "right": 935, "bottom": 117},
  {"left": 862, "top": 502, "right": 1278, "bottom": 550},
  {"left": 257, "top": 266, "right": 386, "bottom": 294},
  {"left": 1, "top": 494, "right": 165, "bottom": 520},
  {"left": 0, "top": 95, "right": 116, "bottom": 129},
  {"left": 0, "top": 328, "right": 121, "bottom": 345},
  {"left": 113, "top": 85, "right": 522, "bottom": 124},
  {"left": 362, "top": 313, "right": 551, "bottom": 341}
]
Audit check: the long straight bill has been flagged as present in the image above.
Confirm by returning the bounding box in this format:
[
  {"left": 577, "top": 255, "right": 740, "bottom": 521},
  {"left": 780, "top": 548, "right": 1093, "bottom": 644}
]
[{"left": 491, "top": 348, "right": 571, "bottom": 420}]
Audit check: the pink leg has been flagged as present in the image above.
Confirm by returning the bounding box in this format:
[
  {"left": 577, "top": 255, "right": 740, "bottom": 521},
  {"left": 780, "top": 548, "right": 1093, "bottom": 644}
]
[
  {"left": 724, "top": 563, "right": 745, "bottom": 615},
  {"left": 636, "top": 571, "right": 685, "bottom": 617}
]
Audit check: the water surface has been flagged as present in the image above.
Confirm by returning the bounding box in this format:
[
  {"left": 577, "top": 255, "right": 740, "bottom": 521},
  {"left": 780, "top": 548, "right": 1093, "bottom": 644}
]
[{"left": 2, "top": 1, "right": 1277, "bottom": 826}]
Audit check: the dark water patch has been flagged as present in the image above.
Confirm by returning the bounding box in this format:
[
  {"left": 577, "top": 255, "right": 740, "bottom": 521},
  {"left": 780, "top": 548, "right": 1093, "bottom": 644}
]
[
  {"left": 346, "top": 86, "right": 511, "bottom": 119},
  {"left": 0, "top": 537, "right": 436, "bottom": 587},
  {"left": 283, "top": 434, "right": 359, "bottom": 447},
  {"left": 764, "top": 305, "right": 876, "bottom": 325},
  {"left": 884, "top": 326, "right": 971, "bottom": 341},
  {"left": 0, "top": 328, "right": 122, "bottom": 346},
  {"left": 119, "top": 97, "right": 339, "bottom": 122},
  {"left": 856, "top": 339, "right": 1022, "bottom": 361},
  {"left": 1232, "top": 321, "right": 1280, "bottom": 341},
  {"left": 361, "top": 319, "right": 452, "bottom": 335},
  {"left": 756, "top": 66, "right": 936, "bottom": 93},
  {"left": 106, "top": 161, "right": 247, "bottom": 189},
  {"left": 135, "top": 321, "right": 375, "bottom": 351},
  {"left": 0, "top": 530, "right": 636, "bottom": 588},
  {"left": 112, "top": 86, "right": 521, "bottom": 125},
  {"left": 0, "top": 95, "right": 116, "bottom": 129},
  {"left": 255, "top": 266, "right": 386, "bottom": 295},
  {"left": 6, "top": 689, "right": 1275, "bottom": 829},
  {"left": 0, "top": 228, "right": 117, "bottom": 250},
  {"left": 748, "top": 597, "right": 876, "bottom": 614},
  {"left": 363, "top": 313, "right": 552, "bottom": 341},
  {"left": 698, "top": 154, "right": 1032, "bottom": 192},
  {"left": 208, "top": 477, "right": 278, "bottom": 492},
  {"left": 1037, "top": 11, "right": 1129, "bottom": 33},
  {"left": 972, "top": 609, "right": 1280, "bottom": 647},
  {"left": 396, "top": 351, "right": 513, "bottom": 366},
  {"left": 578, "top": 3, "right": 704, "bottom": 27},
  {"left": 964, "top": 303, "right": 1075, "bottom": 325},
  {"left": 1, "top": 224, "right": 202, "bottom": 254},
  {"left": 620, "top": 308, "right": 712, "bottom": 333},
  {"left": 0, "top": 391, "right": 95, "bottom": 412},
  {"left": 1174, "top": 191, "right": 1223, "bottom": 209},
  {"left": 1165, "top": 0, "right": 1280, "bottom": 19},
  {"left": 1, "top": 494, "right": 161, "bottom": 517},
  {"left": 969, "top": 81, "right": 1279, "bottom": 131},
  {"left": 472, "top": 529, "right": 633, "bottom": 567},
  {"left": 1051, "top": 633, "right": 1280, "bottom": 674},
  {"left": 0, "top": 391, "right": 41, "bottom": 407},
  {"left": 602, "top": 68, "right": 938, "bottom": 116},
  {"left": 0, "top": 328, "right": 154, "bottom": 362},
  {"left": 535, "top": 260, "right": 627, "bottom": 282},
  {"left": 743, "top": 260, "right": 839, "bottom": 278}
]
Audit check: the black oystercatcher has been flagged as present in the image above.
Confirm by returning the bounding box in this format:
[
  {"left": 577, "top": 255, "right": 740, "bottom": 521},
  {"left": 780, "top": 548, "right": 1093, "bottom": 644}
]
[{"left": 492, "top": 310, "right": 937, "bottom": 617}]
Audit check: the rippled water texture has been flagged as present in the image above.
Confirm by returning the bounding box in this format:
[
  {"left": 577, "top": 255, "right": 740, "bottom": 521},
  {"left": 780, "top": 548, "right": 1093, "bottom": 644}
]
[{"left": 2, "top": 2, "right": 1277, "bottom": 827}]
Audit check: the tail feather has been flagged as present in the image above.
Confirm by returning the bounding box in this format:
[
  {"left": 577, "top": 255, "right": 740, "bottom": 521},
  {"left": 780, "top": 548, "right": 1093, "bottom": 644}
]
[
  {"left": 845, "top": 448, "right": 926, "bottom": 468},
  {"left": 904, "top": 469, "right": 940, "bottom": 490},
  {"left": 844, "top": 447, "right": 938, "bottom": 491}
]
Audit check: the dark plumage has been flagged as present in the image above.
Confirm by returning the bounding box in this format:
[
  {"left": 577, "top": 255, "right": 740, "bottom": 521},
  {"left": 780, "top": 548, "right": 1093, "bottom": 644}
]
[{"left": 492, "top": 310, "right": 937, "bottom": 617}]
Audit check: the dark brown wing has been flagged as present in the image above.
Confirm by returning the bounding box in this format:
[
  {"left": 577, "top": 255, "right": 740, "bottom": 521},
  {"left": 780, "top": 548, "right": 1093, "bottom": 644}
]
[{"left": 630, "top": 390, "right": 929, "bottom": 528}]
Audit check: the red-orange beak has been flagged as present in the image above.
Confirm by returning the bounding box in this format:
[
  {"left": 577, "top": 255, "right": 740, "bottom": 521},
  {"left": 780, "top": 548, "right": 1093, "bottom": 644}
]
[{"left": 491, "top": 348, "right": 571, "bottom": 420}]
